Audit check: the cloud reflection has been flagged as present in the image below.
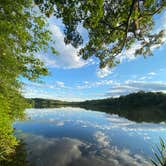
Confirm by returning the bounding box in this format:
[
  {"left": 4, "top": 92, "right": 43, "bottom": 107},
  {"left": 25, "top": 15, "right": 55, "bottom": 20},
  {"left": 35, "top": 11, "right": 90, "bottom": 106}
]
[
  {"left": 22, "top": 108, "right": 166, "bottom": 140},
  {"left": 24, "top": 135, "right": 83, "bottom": 166},
  {"left": 14, "top": 108, "right": 166, "bottom": 166},
  {"left": 22, "top": 134, "right": 150, "bottom": 166}
]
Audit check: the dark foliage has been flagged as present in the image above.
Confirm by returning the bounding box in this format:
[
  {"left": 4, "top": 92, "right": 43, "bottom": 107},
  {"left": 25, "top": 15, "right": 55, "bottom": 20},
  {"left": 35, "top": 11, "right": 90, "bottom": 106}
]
[{"left": 30, "top": 91, "right": 166, "bottom": 122}]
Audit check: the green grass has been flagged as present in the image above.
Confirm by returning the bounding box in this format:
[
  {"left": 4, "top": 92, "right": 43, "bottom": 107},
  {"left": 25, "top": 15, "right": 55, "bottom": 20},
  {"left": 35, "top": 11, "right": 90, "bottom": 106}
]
[{"left": 152, "top": 138, "right": 166, "bottom": 166}]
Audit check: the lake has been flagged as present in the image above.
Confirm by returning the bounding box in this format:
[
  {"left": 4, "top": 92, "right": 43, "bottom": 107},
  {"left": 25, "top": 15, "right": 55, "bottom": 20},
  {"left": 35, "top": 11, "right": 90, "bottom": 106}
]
[{"left": 13, "top": 107, "right": 166, "bottom": 166}]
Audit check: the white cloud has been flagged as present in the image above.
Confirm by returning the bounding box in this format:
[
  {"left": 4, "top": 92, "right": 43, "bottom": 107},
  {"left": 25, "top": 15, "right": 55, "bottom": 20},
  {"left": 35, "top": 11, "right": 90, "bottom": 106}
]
[
  {"left": 138, "top": 71, "right": 157, "bottom": 81},
  {"left": 55, "top": 81, "right": 65, "bottom": 88},
  {"left": 76, "top": 79, "right": 113, "bottom": 89},
  {"left": 37, "top": 11, "right": 166, "bottom": 72},
  {"left": 148, "top": 72, "right": 156, "bottom": 76},
  {"left": 22, "top": 81, "right": 66, "bottom": 99},
  {"left": 22, "top": 83, "right": 82, "bottom": 101},
  {"left": 94, "top": 131, "right": 110, "bottom": 148},
  {"left": 22, "top": 87, "right": 56, "bottom": 99},
  {"left": 125, "top": 80, "right": 166, "bottom": 90},
  {"left": 117, "top": 42, "right": 142, "bottom": 62},
  {"left": 139, "top": 76, "right": 147, "bottom": 80},
  {"left": 37, "top": 22, "right": 88, "bottom": 69},
  {"left": 96, "top": 66, "right": 114, "bottom": 78},
  {"left": 106, "top": 80, "right": 166, "bottom": 97}
]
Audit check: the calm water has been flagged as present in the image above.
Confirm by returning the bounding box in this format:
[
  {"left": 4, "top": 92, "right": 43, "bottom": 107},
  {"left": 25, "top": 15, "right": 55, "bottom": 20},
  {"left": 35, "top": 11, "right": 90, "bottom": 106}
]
[{"left": 13, "top": 107, "right": 166, "bottom": 166}]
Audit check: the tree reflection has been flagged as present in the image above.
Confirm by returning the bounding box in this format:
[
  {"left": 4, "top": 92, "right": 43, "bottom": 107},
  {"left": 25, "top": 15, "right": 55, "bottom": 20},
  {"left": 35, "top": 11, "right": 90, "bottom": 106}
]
[{"left": 80, "top": 106, "right": 166, "bottom": 123}]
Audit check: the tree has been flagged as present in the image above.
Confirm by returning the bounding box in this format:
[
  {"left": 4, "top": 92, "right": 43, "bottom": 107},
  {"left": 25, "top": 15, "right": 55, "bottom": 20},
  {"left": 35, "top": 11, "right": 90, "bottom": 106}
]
[
  {"left": 0, "top": 0, "right": 54, "bottom": 160},
  {"left": 36, "top": 0, "right": 166, "bottom": 68}
]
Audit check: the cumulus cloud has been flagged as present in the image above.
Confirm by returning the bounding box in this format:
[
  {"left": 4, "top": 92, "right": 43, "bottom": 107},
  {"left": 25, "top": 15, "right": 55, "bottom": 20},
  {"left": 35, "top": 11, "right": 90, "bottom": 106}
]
[
  {"left": 37, "top": 22, "right": 88, "bottom": 69},
  {"left": 96, "top": 66, "right": 114, "bottom": 78},
  {"left": 36, "top": 11, "right": 166, "bottom": 74}
]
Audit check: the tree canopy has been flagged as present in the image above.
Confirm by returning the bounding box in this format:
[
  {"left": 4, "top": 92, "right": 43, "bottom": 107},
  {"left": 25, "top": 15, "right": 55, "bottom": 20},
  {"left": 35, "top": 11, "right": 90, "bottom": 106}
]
[
  {"left": 1, "top": 0, "right": 166, "bottom": 161},
  {"left": 0, "top": 0, "right": 53, "bottom": 160},
  {"left": 36, "top": 0, "right": 166, "bottom": 68}
]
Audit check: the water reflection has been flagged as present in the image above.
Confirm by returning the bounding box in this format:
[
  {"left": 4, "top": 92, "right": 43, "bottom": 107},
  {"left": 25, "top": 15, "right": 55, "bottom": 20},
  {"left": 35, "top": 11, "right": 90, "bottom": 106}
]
[
  {"left": 13, "top": 107, "right": 166, "bottom": 166},
  {"left": 79, "top": 106, "right": 166, "bottom": 122},
  {"left": 15, "top": 134, "right": 150, "bottom": 166}
]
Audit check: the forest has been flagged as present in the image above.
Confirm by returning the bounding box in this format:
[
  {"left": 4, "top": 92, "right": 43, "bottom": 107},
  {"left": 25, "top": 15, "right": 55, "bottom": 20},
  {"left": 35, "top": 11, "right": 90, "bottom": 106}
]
[
  {"left": 1, "top": 0, "right": 166, "bottom": 164},
  {"left": 30, "top": 91, "right": 166, "bottom": 122}
]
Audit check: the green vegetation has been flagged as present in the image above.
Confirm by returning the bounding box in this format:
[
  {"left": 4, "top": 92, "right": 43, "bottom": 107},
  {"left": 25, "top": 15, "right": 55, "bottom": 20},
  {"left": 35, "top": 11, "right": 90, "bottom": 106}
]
[
  {"left": 0, "top": 140, "right": 29, "bottom": 166},
  {"left": 152, "top": 138, "right": 166, "bottom": 166},
  {"left": 36, "top": 0, "right": 166, "bottom": 67},
  {"left": 1, "top": 0, "right": 166, "bottom": 161},
  {"left": 31, "top": 91, "right": 166, "bottom": 122},
  {"left": 0, "top": 0, "right": 54, "bottom": 160},
  {"left": 30, "top": 98, "right": 70, "bottom": 108}
]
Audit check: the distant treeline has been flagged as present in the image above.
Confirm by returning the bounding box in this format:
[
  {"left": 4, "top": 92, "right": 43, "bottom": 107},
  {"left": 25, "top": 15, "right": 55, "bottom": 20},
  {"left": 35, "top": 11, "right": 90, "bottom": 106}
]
[
  {"left": 30, "top": 91, "right": 166, "bottom": 109},
  {"left": 29, "top": 91, "right": 166, "bottom": 122},
  {"left": 78, "top": 91, "right": 166, "bottom": 110},
  {"left": 29, "top": 98, "right": 70, "bottom": 108}
]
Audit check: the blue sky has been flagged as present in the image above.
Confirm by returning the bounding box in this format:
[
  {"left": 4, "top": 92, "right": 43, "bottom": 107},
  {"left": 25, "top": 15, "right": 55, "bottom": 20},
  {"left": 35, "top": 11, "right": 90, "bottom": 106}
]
[{"left": 22, "top": 10, "right": 166, "bottom": 101}]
